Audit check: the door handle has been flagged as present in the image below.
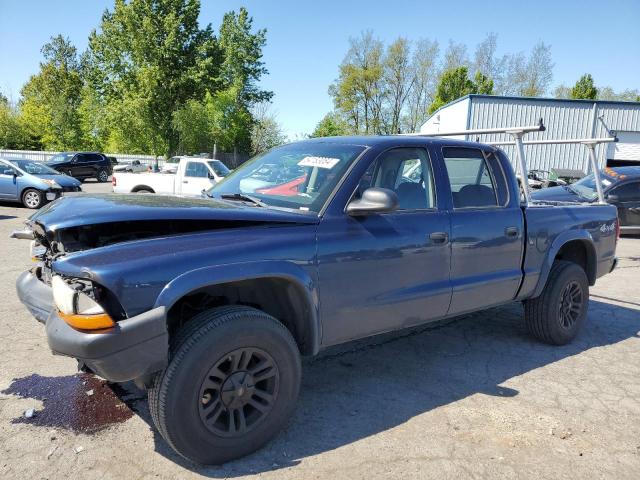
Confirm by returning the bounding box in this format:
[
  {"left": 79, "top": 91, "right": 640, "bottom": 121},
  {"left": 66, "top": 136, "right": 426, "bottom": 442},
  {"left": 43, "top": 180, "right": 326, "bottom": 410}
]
[
  {"left": 505, "top": 226, "right": 519, "bottom": 238},
  {"left": 429, "top": 232, "right": 449, "bottom": 244},
  {"left": 182, "top": 180, "right": 189, "bottom": 184}
]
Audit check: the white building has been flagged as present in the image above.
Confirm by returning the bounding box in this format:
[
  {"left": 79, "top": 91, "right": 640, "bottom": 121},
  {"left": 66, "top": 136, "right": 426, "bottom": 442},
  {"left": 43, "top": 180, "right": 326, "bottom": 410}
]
[{"left": 420, "top": 95, "right": 640, "bottom": 173}]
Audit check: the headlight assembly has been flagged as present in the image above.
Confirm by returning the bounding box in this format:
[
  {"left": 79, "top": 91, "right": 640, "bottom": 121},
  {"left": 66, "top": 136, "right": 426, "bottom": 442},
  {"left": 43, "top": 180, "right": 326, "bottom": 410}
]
[
  {"left": 41, "top": 179, "right": 60, "bottom": 188},
  {"left": 51, "top": 276, "right": 115, "bottom": 330}
]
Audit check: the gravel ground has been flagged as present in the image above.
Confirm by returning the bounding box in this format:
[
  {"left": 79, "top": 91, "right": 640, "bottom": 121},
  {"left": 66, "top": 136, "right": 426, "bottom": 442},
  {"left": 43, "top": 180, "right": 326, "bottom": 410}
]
[{"left": 0, "top": 182, "right": 639, "bottom": 479}]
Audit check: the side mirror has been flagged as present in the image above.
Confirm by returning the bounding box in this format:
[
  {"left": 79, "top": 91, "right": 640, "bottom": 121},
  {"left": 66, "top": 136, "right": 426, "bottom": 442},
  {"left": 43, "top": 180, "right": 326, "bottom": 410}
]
[
  {"left": 606, "top": 194, "right": 619, "bottom": 203},
  {"left": 346, "top": 187, "right": 399, "bottom": 216},
  {"left": 2, "top": 169, "right": 15, "bottom": 176}
]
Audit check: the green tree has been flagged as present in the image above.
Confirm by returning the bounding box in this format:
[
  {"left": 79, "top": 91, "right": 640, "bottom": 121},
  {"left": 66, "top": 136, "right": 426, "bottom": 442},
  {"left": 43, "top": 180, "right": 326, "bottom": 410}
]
[
  {"left": 329, "top": 31, "right": 384, "bottom": 134},
  {"left": 311, "top": 112, "right": 350, "bottom": 137},
  {"left": 218, "top": 7, "right": 272, "bottom": 106},
  {"left": 0, "top": 99, "right": 27, "bottom": 149},
  {"left": 428, "top": 66, "right": 476, "bottom": 114},
  {"left": 19, "top": 35, "right": 83, "bottom": 150},
  {"left": 570, "top": 74, "right": 598, "bottom": 99},
  {"left": 473, "top": 70, "right": 494, "bottom": 94},
  {"left": 86, "top": 0, "right": 220, "bottom": 156}
]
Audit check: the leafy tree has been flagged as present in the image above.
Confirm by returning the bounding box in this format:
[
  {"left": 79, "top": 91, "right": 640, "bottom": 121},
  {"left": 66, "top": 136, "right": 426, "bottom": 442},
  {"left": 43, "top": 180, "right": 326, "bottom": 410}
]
[
  {"left": 473, "top": 71, "right": 494, "bottom": 94},
  {"left": 86, "top": 0, "right": 220, "bottom": 156},
  {"left": 173, "top": 83, "right": 252, "bottom": 156},
  {"left": 570, "top": 74, "right": 598, "bottom": 99},
  {"left": 428, "top": 66, "right": 477, "bottom": 114},
  {"left": 19, "top": 35, "right": 83, "bottom": 150},
  {"left": 329, "top": 31, "right": 384, "bottom": 134},
  {"left": 250, "top": 102, "right": 286, "bottom": 155},
  {"left": 0, "top": 99, "right": 27, "bottom": 149},
  {"left": 311, "top": 112, "right": 351, "bottom": 137},
  {"left": 218, "top": 7, "right": 272, "bottom": 105}
]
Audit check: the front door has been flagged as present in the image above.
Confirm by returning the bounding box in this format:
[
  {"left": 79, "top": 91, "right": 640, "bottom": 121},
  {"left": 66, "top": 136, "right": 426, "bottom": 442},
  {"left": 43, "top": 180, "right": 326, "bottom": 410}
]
[
  {"left": 317, "top": 147, "right": 452, "bottom": 346},
  {"left": 441, "top": 147, "right": 524, "bottom": 316},
  {"left": 0, "top": 162, "right": 19, "bottom": 199},
  {"left": 608, "top": 180, "right": 640, "bottom": 230},
  {"left": 180, "top": 161, "right": 215, "bottom": 196}
]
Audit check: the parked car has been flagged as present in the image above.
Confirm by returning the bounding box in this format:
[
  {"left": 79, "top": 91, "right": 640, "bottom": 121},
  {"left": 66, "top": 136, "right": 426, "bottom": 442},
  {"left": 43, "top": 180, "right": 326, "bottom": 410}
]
[
  {"left": 14, "top": 136, "right": 618, "bottom": 464},
  {"left": 532, "top": 166, "right": 640, "bottom": 234},
  {"left": 46, "top": 152, "right": 113, "bottom": 182},
  {"left": 112, "top": 160, "right": 147, "bottom": 173},
  {"left": 0, "top": 158, "right": 82, "bottom": 209},
  {"left": 112, "top": 157, "right": 229, "bottom": 196}
]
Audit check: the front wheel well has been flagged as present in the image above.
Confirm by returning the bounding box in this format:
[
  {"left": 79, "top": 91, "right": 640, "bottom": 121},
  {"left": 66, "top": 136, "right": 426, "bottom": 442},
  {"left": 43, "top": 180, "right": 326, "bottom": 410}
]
[
  {"left": 554, "top": 240, "right": 596, "bottom": 285},
  {"left": 166, "top": 277, "right": 316, "bottom": 355}
]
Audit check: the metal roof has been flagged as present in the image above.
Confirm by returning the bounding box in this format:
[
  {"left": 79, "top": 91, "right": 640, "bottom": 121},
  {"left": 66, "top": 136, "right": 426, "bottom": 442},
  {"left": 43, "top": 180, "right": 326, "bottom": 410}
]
[{"left": 425, "top": 94, "right": 640, "bottom": 123}]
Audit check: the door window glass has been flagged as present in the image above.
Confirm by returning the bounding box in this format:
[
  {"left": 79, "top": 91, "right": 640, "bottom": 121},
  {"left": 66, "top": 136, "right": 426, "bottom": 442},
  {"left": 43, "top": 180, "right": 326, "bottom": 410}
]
[
  {"left": 357, "top": 148, "right": 435, "bottom": 210},
  {"left": 185, "top": 162, "right": 209, "bottom": 178},
  {"left": 443, "top": 147, "right": 499, "bottom": 208}
]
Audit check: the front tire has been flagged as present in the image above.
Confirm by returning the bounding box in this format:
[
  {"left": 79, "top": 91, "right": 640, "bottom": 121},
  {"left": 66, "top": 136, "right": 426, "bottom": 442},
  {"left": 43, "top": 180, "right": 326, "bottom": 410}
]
[
  {"left": 524, "top": 260, "right": 589, "bottom": 345},
  {"left": 148, "top": 306, "right": 301, "bottom": 465},
  {"left": 21, "top": 188, "right": 44, "bottom": 209}
]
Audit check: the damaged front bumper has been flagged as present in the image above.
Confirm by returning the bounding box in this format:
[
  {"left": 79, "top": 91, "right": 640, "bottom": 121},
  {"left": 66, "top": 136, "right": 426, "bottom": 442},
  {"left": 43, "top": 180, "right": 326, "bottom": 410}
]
[{"left": 16, "top": 271, "right": 168, "bottom": 383}]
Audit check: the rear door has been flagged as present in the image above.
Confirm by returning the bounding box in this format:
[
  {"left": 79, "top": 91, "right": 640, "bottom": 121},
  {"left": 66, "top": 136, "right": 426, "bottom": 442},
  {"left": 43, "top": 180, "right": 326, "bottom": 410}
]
[
  {"left": 608, "top": 180, "right": 640, "bottom": 229},
  {"left": 442, "top": 146, "right": 524, "bottom": 316},
  {"left": 179, "top": 161, "right": 215, "bottom": 195},
  {"left": 73, "top": 154, "right": 93, "bottom": 177},
  {"left": 317, "top": 146, "right": 452, "bottom": 346}
]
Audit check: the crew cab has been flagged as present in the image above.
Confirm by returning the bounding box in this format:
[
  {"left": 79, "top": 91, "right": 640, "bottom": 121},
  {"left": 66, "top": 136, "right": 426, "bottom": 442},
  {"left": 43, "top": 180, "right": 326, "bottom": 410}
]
[
  {"left": 112, "top": 157, "right": 229, "bottom": 196},
  {"left": 13, "top": 136, "right": 618, "bottom": 465}
]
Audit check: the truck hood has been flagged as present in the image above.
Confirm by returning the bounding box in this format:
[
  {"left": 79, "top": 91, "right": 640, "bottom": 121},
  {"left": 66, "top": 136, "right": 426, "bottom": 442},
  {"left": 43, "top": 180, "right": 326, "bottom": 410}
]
[{"left": 27, "top": 193, "right": 318, "bottom": 252}]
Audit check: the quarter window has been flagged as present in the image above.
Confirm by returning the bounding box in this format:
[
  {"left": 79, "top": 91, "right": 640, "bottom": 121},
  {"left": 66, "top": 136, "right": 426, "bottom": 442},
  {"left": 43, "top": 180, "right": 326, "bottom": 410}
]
[{"left": 443, "top": 147, "right": 499, "bottom": 208}]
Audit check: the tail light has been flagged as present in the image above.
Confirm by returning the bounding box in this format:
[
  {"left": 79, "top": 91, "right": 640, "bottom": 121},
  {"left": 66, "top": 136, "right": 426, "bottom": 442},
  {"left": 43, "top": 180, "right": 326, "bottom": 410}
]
[{"left": 112, "top": 175, "right": 116, "bottom": 187}]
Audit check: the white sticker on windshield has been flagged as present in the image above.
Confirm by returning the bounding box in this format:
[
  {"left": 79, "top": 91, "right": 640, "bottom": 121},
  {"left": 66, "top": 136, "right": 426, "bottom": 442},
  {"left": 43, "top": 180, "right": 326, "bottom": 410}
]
[
  {"left": 601, "top": 179, "right": 612, "bottom": 187},
  {"left": 298, "top": 156, "right": 340, "bottom": 169}
]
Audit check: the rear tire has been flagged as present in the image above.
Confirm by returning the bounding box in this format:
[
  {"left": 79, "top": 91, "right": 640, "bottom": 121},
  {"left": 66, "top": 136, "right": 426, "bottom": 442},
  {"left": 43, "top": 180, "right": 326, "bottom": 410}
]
[
  {"left": 21, "top": 188, "right": 44, "bottom": 209},
  {"left": 524, "top": 260, "right": 589, "bottom": 345},
  {"left": 97, "top": 168, "right": 109, "bottom": 182},
  {"left": 148, "top": 306, "right": 301, "bottom": 465}
]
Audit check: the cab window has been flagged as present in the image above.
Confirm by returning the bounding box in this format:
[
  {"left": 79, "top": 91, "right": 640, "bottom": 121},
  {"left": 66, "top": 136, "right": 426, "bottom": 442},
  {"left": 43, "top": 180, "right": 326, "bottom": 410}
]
[
  {"left": 185, "top": 161, "right": 210, "bottom": 178},
  {"left": 443, "top": 147, "right": 499, "bottom": 208},
  {"left": 356, "top": 147, "right": 436, "bottom": 210}
]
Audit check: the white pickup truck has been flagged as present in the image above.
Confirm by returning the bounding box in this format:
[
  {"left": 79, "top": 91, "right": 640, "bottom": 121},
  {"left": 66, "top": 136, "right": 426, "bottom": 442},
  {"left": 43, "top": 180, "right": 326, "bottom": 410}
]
[{"left": 112, "top": 157, "right": 230, "bottom": 196}]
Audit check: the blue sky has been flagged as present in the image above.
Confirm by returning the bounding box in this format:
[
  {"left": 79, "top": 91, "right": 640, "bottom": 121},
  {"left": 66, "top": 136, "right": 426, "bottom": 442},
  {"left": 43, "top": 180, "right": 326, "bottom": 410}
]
[{"left": 1, "top": 0, "right": 639, "bottom": 137}]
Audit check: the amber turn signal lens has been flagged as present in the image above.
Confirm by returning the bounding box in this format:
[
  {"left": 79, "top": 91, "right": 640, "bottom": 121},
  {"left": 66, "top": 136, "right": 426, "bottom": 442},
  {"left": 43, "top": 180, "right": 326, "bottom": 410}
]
[{"left": 58, "top": 310, "right": 115, "bottom": 331}]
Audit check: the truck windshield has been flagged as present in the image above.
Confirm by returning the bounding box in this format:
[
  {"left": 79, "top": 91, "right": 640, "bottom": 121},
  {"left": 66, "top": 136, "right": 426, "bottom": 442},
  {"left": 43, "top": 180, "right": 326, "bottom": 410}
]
[{"left": 209, "top": 142, "right": 366, "bottom": 212}]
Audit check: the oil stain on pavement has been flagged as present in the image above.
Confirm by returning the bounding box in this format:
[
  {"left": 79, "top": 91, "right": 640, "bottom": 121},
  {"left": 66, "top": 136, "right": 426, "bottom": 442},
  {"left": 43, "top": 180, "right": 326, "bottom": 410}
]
[{"left": 2, "top": 373, "right": 135, "bottom": 433}]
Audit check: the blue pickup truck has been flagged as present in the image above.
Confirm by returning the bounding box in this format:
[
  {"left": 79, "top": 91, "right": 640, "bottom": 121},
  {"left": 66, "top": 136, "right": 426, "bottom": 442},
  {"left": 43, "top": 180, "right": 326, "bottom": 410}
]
[{"left": 14, "top": 136, "right": 618, "bottom": 464}]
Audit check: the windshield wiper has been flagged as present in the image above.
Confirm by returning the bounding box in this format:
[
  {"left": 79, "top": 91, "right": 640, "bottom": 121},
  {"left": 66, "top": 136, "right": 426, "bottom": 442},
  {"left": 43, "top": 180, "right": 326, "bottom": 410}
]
[{"left": 220, "top": 193, "right": 268, "bottom": 207}]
